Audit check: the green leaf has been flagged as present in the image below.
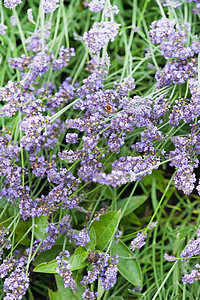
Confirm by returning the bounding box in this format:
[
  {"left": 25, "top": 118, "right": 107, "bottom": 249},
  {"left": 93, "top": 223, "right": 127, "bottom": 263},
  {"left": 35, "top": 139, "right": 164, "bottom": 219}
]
[
  {"left": 117, "top": 195, "right": 148, "bottom": 217},
  {"left": 112, "top": 240, "right": 142, "bottom": 287},
  {"left": 97, "top": 278, "right": 105, "bottom": 300},
  {"left": 55, "top": 235, "right": 65, "bottom": 245},
  {"left": 14, "top": 221, "right": 30, "bottom": 245},
  {"left": 48, "top": 274, "right": 82, "bottom": 300},
  {"left": 34, "top": 247, "right": 88, "bottom": 274},
  {"left": 34, "top": 259, "right": 57, "bottom": 274},
  {"left": 103, "top": 186, "right": 114, "bottom": 200},
  {"left": 89, "top": 211, "right": 121, "bottom": 250},
  {"left": 69, "top": 247, "right": 89, "bottom": 270},
  {"left": 34, "top": 245, "right": 63, "bottom": 266},
  {"left": 0, "top": 198, "right": 7, "bottom": 208},
  {"left": 33, "top": 215, "right": 48, "bottom": 240},
  {"left": 85, "top": 227, "right": 96, "bottom": 251}
]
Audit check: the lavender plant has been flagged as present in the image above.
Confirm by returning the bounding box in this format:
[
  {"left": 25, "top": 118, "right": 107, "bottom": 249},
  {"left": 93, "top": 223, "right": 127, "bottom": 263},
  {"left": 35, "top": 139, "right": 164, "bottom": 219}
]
[{"left": 0, "top": 0, "right": 200, "bottom": 299}]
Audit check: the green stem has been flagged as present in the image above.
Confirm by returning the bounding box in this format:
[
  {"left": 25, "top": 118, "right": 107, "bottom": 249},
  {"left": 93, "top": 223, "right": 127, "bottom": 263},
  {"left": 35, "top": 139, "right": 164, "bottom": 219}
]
[
  {"left": 13, "top": 8, "right": 28, "bottom": 55},
  {"left": 26, "top": 218, "right": 35, "bottom": 276}
]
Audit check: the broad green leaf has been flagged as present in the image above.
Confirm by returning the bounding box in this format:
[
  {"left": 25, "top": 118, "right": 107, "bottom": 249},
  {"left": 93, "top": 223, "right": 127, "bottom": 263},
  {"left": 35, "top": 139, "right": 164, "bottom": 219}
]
[
  {"left": 85, "top": 227, "right": 96, "bottom": 251},
  {"left": 34, "top": 259, "right": 57, "bottom": 274},
  {"left": 34, "top": 247, "right": 88, "bottom": 273},
  {"left": 103, "top": 187, "right": 114, "bottom": 200},
  {"left": 89, "top": 211, "right": 121, "bottom": 250},
  {"left": 128, "top": 213, "right": 142, "bottom": 225},
  {"left": 34, "top": 215, "right": 48, "bottom": 240},
  {"left": 142, "top": 170, "right": 166, "bottom": 193},
  {"left": 34, "top": 245, "right": 63, "bottom": 266},
  {"left": 117, "top": 195, "right": 148, "bottom": 217},
  {"left": 13, "top": 221, "right": 30, "bottom": 245},
  {"left": 55, "top": 235, "right": 65, "bottom": 245},
  {"left": 0, "top": 198, "right": 7, "bottom": 208},
  {"left": 69, "top": 247, "right": 88, "bottom": 270},
  {"left": 97, "top": 278, "right": 105, "bottom": 300},
  {"left": 48, "top": 274, "right": 82, "bottom": 300},
  {"left": 112, "top": 240, "right": 142, "bottom": 287}
]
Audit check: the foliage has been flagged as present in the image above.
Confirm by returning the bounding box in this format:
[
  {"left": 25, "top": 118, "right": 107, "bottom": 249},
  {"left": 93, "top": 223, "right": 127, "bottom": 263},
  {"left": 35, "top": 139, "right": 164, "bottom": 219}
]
[{"left": 0, "top": 0, "right": 200, "bottom": 299}]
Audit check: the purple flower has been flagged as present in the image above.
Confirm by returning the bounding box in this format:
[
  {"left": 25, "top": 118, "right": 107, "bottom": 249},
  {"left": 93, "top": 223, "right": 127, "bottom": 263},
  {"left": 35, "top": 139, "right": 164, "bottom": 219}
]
[
  {"left": 130, "top": 232, "right": 147, "bottom": 252},
  {"left": 132, "top": 124, "right": 163, "bottom": 153},
  {"left": 85, "top": 53, "right": 110, "bottom": 78},
  {"left": 181, "top": 234, "right": 200, "bottom": 259},
  {"left": 76, "top": 73, "right": 104, "bottom": 98},
  {"left": 149, "top": 18, "right": 176, "bottom": 44},
  {"left": 70, "top": 228, "right": 90, "bottom": 247},
  {"left": 82, "top": 288, "right": 98, "bottom": 300},
  {"left": 100, "top": 255, "right": 118, "bottom": 290},
  {"left": 115, "top": 229, "right": 122, "bottom": 239},
  {"left": 47, "top": 77, "right": 75, "bottom": 111},
  {"left": 58, "top": 214, "right": 71, "bottom": 234},
  {"left": 56, "top": 251, "right": 77, "bottom": 292},
  {"left": 3, "top": 257, "right": 29, "bottom": 300},
  {"left": 173, "top": 165, "right": 196, "bottom": 195},
  {"left": 83, "top": 21, "right": 120, "bottom": 53},
  {"left": 19, "top": 182, "right": 83, "bottom": 220},
  {"left": 147, "top": 222, "right": 158, "bottom": 230},
  {"left": 182, "top": 264, "right": 200, "bottom": 284},
  {"left": 164, "top": 253, "right": 178, "bottom": 262},
  {"left": 80, "top": 253, "right": 118, "bottom": 291},
  {"left": 107, "top": 134, "right": 124, "bottom": 154},
  {"left": 104, "top": 5, "right": 120, "bottom": 17},
  {"left": 41, "top": 0, "right": 60, "bottom": 13},
  {"left": 114, "top": 77, "right": 136, "bottom": 97},
  {"left": 27, "top": 8, "right": 34, "bottom": 23},
  {"left": 10, "top": 16, "right": 17, "bottom": 26},
  {"left": 132, "top": 286, "right": 142, "bottom": 292},
  {"left": 4, "top": 0, "right": 22, "bottom": 9},
  {"left": 8, "top": 54, "right": 34, "bottom": 71},
  {"left": 0, "top": 24, "right": 7, "bottom": 35},
  {"left": 88, "top": 0, "right": 105, "bottom": 12},
  {"left": 0, "top": 258, "right": 15, "bottom": 278},
  {"left": 0, "top": 227, "right": 11, "bottom": 260},
  {"left": 149, "top": 18, "right": 200, "bottom": 87},
  {"left": 20, "top": 114, "right": 51, "bottom": 135},
  {"left": 25, "top": 22, "right": 52, "bottom": 52},
  {"left": 52, "top": 47, "right": 75, "bottom": 70},
  {"left": 93, "top": 154, "right": 161, "bottom": 187},
  {"left": 47, "top": 168, "right": 77, "bottom": 185},
  {"left": 155, "top": 58, "right": 198, "bottom": 88},
  {"left": 193, "top": 3, "right": 200, "bottom": 14},
  {"left": 28, "top": 51, "right": 54, "bottom": 75},
  {"left": 65, "top": 133, "right": 79, "bottom": 144}
]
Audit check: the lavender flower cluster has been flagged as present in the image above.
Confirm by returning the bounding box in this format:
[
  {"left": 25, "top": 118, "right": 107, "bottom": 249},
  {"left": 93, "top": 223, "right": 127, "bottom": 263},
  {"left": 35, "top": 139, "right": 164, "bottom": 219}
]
[
  {"left": 165, "top": 227, "right": 200, "bottom": 285},
  {"left": 80, "top": 252, "right": 119, "bottom": 293},
  {"left": 149, "top": 18, "right": 200, "bottom": 87},
  {"left": 161, "top": 0, "right": 200, "bottom": 14},
  {"left": 0, "top": 0, "right": 200, "bottom": 298}
]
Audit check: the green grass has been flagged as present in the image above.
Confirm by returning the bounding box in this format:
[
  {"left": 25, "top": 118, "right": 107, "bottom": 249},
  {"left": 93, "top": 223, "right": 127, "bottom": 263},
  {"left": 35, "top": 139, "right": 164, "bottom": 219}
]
[{"left": 0, "top": 0, "right": 200, "bottom": 299}]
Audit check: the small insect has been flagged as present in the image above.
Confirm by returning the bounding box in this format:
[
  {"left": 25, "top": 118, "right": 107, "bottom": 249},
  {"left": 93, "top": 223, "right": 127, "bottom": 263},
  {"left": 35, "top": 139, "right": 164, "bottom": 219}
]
[
  {"left": 105, "top": 104, "right": 117, "bottom": 114},
  {"left": 105, "top": 104, "right": 112, "bottom": 112},
  {"left": 88, "top": 251, "right": 100, "bottom": 263}
]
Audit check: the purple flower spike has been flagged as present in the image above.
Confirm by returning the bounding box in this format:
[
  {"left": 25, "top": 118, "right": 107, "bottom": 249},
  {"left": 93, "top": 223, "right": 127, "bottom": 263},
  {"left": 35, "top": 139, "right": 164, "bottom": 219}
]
[
  {"left": 56, "top": 251, "right": 77, "bottom": 292},
  {"left": 88, "top": 0, "right": 105, "bottom": 13},
  {"left": 0, "top": 24, "right": 7, "bottom": 35},
  {"left": 4, "top": 0, "right": 22, "bottom": 9},
  {"left": 41, "top": 0, "right": 60, "bottom": 13},
  {"left": 83, "top": 21, "right": 120, "bottom": 53},
  {"left": 130, "top": 232, "right": 147, "bottom": 252}
]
